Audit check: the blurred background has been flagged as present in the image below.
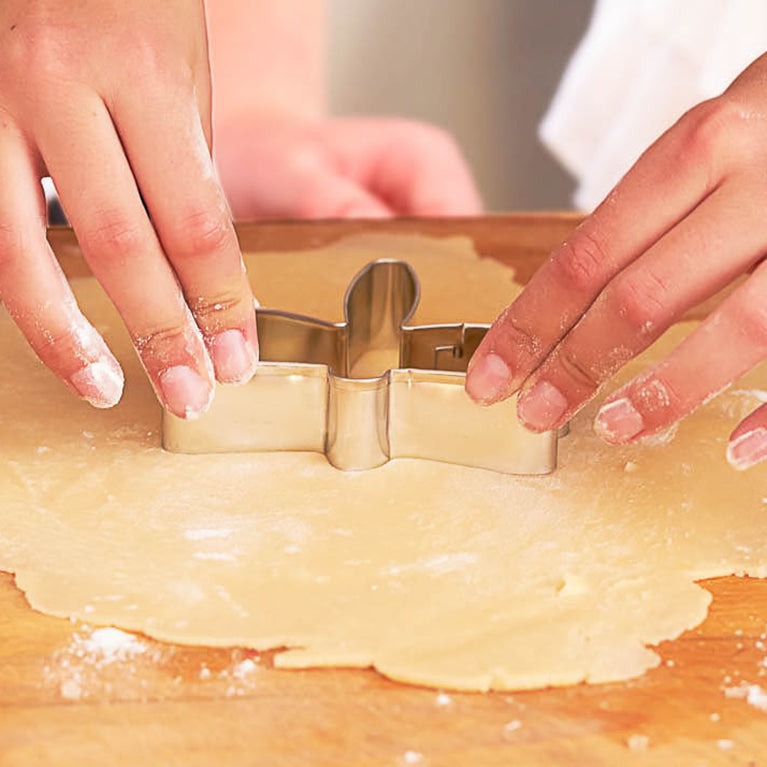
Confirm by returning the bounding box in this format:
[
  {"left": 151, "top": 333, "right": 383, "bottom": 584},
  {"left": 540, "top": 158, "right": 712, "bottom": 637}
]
[{"left": 328, "top": 0, "right": 593, "bottom": 212}]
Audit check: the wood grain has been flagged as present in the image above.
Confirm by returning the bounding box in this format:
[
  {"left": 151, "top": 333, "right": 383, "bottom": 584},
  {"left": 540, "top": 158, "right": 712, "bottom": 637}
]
[{"left": 2, "top": 215, "right": 766, "bottom": 766}]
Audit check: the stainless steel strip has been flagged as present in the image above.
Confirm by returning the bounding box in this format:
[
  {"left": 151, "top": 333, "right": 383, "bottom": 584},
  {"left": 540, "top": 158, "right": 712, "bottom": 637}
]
[{"left": 162, "top": 259, "right": 559, "bottom": 475}]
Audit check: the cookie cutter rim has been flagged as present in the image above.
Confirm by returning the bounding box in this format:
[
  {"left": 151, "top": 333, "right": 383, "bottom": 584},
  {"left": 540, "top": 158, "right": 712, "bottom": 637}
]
[{"left": 162, "top": 259, "right": 558, "bottom": 475}]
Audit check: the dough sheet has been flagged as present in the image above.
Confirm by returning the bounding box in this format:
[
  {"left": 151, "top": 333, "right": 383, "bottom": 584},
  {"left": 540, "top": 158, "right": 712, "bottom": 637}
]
[{"left": 1, "top": 233, "right": 766, "bottom": 691}]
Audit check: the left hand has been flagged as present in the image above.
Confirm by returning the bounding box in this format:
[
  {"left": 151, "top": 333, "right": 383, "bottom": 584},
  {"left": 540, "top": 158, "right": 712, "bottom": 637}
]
[
  {"left": 0, "top": 0, "right": 257, "bottom": 419},
  {"left": 214, "top": 111, "right": 482, "bottom": 219}
]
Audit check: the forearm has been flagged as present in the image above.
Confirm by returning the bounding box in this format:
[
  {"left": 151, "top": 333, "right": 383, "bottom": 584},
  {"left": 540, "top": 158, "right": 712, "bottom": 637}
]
[{"left": 205, "top": 0, "right": 326, "bottom": 126}]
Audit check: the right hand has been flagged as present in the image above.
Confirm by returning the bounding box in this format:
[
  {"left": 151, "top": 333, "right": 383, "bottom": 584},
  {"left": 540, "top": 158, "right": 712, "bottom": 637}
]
[
  {"left": 0, "top": 0, "right": 257, "bottom": 419},
  {"left": 465, "top": 52, "right": 767, "bottom": 470}
]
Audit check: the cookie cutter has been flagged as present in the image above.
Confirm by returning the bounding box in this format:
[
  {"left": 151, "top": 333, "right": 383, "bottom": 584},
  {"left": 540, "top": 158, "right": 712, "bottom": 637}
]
[{"left": 162, "top": 259, "right": 557, "bottom": 475}]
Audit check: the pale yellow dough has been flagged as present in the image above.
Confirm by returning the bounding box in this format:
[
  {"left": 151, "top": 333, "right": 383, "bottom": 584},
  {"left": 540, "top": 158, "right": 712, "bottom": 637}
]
[{"left": 2, "top": 233, "right": 767, "bottom": 692}]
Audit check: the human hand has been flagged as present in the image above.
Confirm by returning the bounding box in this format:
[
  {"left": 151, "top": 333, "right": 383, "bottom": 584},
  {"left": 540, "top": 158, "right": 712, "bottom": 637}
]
[
  {"left": 465, "top": 53, "right": 767, "bottom": 470},
  {"left": 214, "top": 112, "right": 482, "bottom": 219},
  {"left": 0, "top": 0, "right": 257, "bottom": 418}
]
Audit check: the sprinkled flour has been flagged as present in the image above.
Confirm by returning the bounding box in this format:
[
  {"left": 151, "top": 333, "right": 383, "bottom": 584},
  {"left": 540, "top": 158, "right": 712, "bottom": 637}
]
[
  {"left": 723, "top": 682, "right": 767, "bottom": 713},
  {"left": 43, "top": 626, "right": 158, "bottom": 701}
]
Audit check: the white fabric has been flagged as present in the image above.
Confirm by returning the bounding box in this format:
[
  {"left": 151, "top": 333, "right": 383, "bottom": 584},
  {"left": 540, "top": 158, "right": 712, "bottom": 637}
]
[{"left": 540, "top": 0, "right": 767, "bottom": 210}]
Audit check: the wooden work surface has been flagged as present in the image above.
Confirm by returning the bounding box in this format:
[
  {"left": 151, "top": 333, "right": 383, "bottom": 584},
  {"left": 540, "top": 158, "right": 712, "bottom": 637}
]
[{"left": 2, "top": 215, "right": 767, "bottom": 766}]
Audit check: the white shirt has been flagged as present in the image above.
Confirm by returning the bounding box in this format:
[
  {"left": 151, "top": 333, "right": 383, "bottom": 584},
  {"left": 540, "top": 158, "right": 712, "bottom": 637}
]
[{"left": 540, "top": 0, "right": 767, "bottom": 210}]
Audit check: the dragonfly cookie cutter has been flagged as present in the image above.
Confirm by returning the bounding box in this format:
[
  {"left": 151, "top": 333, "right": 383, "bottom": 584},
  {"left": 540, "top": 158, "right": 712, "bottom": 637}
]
[{"left": 162, "top": 259, "right": 557, "bottom": 475}]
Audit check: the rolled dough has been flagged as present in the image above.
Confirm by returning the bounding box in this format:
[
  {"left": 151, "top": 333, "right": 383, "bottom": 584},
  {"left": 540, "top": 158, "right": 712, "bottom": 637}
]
[{"left": 1, "top": 233, "right": 767, "bottom": 692}]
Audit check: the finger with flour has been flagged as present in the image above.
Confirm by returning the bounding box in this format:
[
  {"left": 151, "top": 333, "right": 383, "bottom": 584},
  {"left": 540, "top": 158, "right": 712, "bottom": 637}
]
[
  {"left": 465, "top": 100, "right": 737, "bottom": 406},
  {"left": 0, "top": 122, "right": 123, "bottom": 408},
  {"left": 594, "top": 260, "right": 767, "bottom": 448},
  {"left": 515, "top": 181, "right": 765, "bottom": 432},
  {"left": 36, "top": 91, "right": 214, "bottom": 419},
  {"left": 109, "top": 85, "right": 258, "bottom": 384}
]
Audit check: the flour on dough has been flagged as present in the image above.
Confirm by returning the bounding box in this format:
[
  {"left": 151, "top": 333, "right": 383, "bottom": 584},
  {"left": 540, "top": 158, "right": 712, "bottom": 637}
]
[{"left": 1, "top": 233, "right": 766, "bottom": 692}]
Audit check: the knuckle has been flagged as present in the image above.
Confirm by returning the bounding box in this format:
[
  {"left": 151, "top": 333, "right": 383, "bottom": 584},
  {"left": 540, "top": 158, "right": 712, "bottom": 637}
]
[
  {"left": 552, "top": 228, "right": 611, "bottom": 293},
  {"left": 2, "top": 25, "right": 96, "bottom": 99},
  {"left": 190, "top": 290, "right": 246, "bottom": 330},
  {"left": 609, "top": 269, "right": 671, "bottom": 332},
  {"left": 131, "top": 38, "right": 168, "bottom": 79},
  {"left": 3, "top": 28, "right": 61, "bottom": 83},
  {"left": 556, "top": 342, "right": 600, "bottom": 392},
  {"left": 78, "top": 212, "right": 147, "bottom": 264},
  {"left": 133, "top": 321, "right": 193, "bottom": 362},
  {"left": 27, "top": 49, "right": 66, "bottom": 85},
  {"left": 132, "top": 37, "right": 195, "bottom": 86},
  {"left": 27, "top": 320, "right": 93, "bottom": 374},
  {"left": 733, "top": 299, "right": 767, "bottom": 350},
  {"left": 167, "top": 206, "right": 234, "bottom": 260},
  {"left": 495, "top": 308, "right": 542, "bottom": 361},
  {"left": 677, "top": 98, "right": 754, "bottom": 171},
  {"left": 32, "top": 323, "right": 73, "bottom": 357}
]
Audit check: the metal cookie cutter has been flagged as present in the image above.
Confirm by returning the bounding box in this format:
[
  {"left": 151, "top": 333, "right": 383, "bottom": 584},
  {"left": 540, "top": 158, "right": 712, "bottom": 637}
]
[{"left": 162, "top": 259, "right": 557, "bottom": 475}]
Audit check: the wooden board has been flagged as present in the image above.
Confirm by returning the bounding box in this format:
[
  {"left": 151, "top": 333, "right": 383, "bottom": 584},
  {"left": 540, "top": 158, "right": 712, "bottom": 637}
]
[{"left": 2, "top": 215, "right": 767, "bottom": 765}]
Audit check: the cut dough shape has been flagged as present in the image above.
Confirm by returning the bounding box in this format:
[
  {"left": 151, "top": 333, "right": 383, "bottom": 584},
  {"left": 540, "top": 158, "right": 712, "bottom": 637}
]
[{"left": 1, "top": 233, "right": 767, "bottom": 691}]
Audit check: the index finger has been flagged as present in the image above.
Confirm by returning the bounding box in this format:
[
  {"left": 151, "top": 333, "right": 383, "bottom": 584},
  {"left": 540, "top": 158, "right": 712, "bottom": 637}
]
[
  {"left": 110, "top": 84, "right": 258, "bottom": 385},
  {"left": 465, "top": 101, "right": 729, "bottom": 405}
]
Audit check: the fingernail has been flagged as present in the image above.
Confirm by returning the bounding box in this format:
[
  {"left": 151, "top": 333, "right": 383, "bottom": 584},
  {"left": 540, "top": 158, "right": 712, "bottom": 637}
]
[
  {"left": 158, "top": 365, "right": 213, "bottom": 419},
  {"left": 70, "top": 359, "right": 124, "bottom": 409},
  {"left": 727, "top": 428, "right": 767, "bottom": 471},
  {"left": 517, "top": 380, "right": 568, "bottom": 431},
  {"left": 595, "top": 397, "right": 644, "bottom": 443},
  {"left": 209, "top": 329, "right": 257, "bottom": 384},
  {"left": 465, "top": 353, "right": 512, "bottom": 403}
]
